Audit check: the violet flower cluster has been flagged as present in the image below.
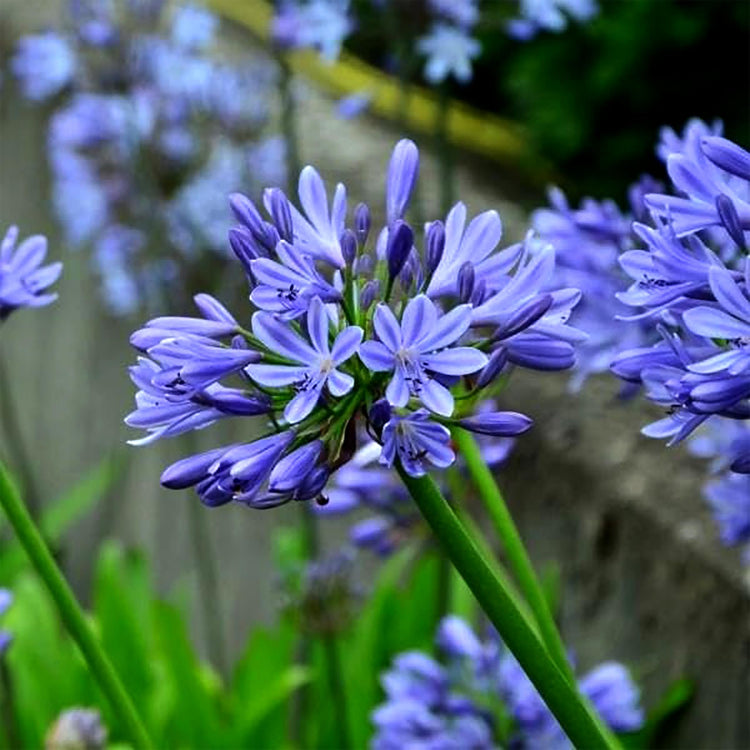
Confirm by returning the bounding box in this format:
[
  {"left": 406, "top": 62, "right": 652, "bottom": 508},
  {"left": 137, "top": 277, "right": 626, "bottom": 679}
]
[
  {"left": 530, "top": 178, "right": 659, "bottom": 392},
  {"left": 46, "top": 707, "right": 107, "bottom": 750},
  {"left": 372, "top": 615, "right": 644, "bottom": 749},
  {"left": 609, "top": 119, "right": 750, "bottom": 559},
  {"left": 126, "top": 138, "right": 582, "bottom": 510},
  {"left": 0, "top": 226, "right": 61, "bottom": 323},
  {"left": 12, "top": 0, "right": 283, "bottom": 314}
]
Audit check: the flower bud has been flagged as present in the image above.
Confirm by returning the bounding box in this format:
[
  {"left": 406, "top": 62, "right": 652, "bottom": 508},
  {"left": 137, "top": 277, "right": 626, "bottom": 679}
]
[
  {"left": 360, "top": 279, "right": 381, "bottom": 311},
  {"left": 458, "top": 261, "right": 475, "bottom": 303},
  {"left": 387, "top": 220, "right": 414, "bottom": 279},
  {"left": 229, "top": 192, "right": 264, "bottom": 236},
  {"left": 476, "top": 348, "right": 508, "bottom": 389},
  {"left": 354, "top": 253, "right": 373, "bottom": 277},
  {"left": 354, "top": 202, "right": 371, "bottom": 245},
  {"left": 425, "top": 220, "right": 445, "bottom": 277},
  {"left": 368, "top": 398, "right": 391, "bottom": 436},
  {"left": 716, "top": 194, "right": 746, "bottom": 249},
  {"left": 340, "top": 229, "right": 357, "bottom": 265},
  {"left": 386, "top": 139, "right": 419, "bottom": 224},
  {"left": 264, "top": 187, "right": 294, "bottom": 242},
  {"left": 458, "top": 411, "right": 533, "bottom": 436}
]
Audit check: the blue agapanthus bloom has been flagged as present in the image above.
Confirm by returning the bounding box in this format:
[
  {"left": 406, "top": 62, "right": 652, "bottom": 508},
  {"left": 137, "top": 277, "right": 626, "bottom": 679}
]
[
  {"left": 127, "top": 138, "right": 582, "bottom": 508},
  {"left": 531, "top": 182, "right": 658, "bottom": 391},
  {"left": 611, "top": 119, "right": 750, "bottom": 559},
  {"left": 11, "top": 31, "right": 76, "bottom": 101},
  {"left": 46, "top": 707, "right": 107, "bottom": 750},
  {"left": 0, "top": 589, "right": 12, "bottom": 655},
  {"left": 13, "top": 0, "right": 280, "bottom": 315},
  {"left": 704, "top": 472, "right": 750, "bottom": 559},
  {"left": 271, "top": 0, "right": 353, "bottom": 62},
  {"left": 507, "top": 0, "right": 598, "bottom": 41},
  {"left": 416, "top": 23, "right": 481, "bottom": 85},
  {"left": 372, "top": 615, "right": 644, "bottom": 749},
  {"left": 0, "top": 226, "right": 62, "bottom": 322}
]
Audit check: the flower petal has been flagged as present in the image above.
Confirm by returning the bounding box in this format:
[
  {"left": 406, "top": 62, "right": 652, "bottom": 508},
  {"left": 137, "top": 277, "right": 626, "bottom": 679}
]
[
  {"left": 252, "top": 311, "right": 317, "bottom": 363},
  {"left": 372, "top": 303, "right": 402, "bottom": 351},
  {"left": 401, "top": 295, "right": 438, "bottom": 347},
  {"left": 417, "top": 305, "right": 472, "bottom": 351},
  {"left": 359, "top": 340, "right": 395, "bottom": 371},
  {"left": 419, "top": 379, "right": 454, "bottom": 416},
  {"left": 386, "top": 368, "right": 409, "bottom": 407},
  {"left": 422, "top": 347, "right": 488, "bottom": 375},
  {"left": 328, "top": 369, "right": 354, "bottom": 396},
  {"left": 331, "top": 326, "right": 363, "bottom": 364}
]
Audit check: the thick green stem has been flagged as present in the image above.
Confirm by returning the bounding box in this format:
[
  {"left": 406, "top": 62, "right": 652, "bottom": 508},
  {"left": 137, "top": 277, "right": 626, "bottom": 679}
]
[
  {"left": 322, "top": 635, "right": 351, "bottom": 749},
  {"left": 452, "top": 427, "right": 576, "bottom": 684},
  {"left": 397, "top": 466, "right": 619, "bottom": 750},
  {"left": 0, "top": 462, "right": 153, "bottom": 749}
]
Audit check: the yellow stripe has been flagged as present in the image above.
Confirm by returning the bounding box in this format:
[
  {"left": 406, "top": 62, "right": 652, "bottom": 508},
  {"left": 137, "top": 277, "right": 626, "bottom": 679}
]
[{"left": 208, "top": 0, "right": 552, "bottom": 184}]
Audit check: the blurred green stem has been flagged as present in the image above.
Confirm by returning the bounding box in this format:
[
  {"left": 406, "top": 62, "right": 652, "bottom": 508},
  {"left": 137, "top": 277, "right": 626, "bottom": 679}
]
[
  {"left": 0, "top": 662, "right": 20, "bottom": 749},
  {"left": 397, "top": 465, "right": 619, "bottom": 750},
  {"left": 0, "top": 461, "right": 153, "bottom": 749},
  {"left": 0, "top": 356, "right": 41, "bottom": 520},
  {"left": 323, "top": 635, "right": 351, "bottom": 750},
  {"left": 451, "top": 427, "right": 575, "bottom": 684},
  {"left": 279, "top": 56, "right": 301, "bottom": 192},
  {"left": 436, "top": 84, "right": 455, "bottom": 216},
  {"left": 186, "top": 500, "right": 228, "bottom": 679}
]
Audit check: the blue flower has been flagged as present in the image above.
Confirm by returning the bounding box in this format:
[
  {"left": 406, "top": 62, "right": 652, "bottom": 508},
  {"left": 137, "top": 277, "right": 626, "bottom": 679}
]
[
  {"left": 360, "top": 295, "right": 487, "bottom": 416},
  {"left": 507, "top": 0, "right": 598, "bottom": 40},
  {"left": 683, "top": 266, "right": 750, "bottom": 376},
  {"left": 171, "top": 4, "right": 218, "bottom": 50},
  {"left": 0, "top": 226, "right": 62, "bottom": 322},
  {"left": 704, "top": 472, "right": 750, "bottom": 553},
  {"left": 380, "top": 411, "right": 455, "bottom": 476},
  {"left": 416, "top": 24, "right": 481, "bottom": 85},
  {"left": 271, "top": 0, "right": 352, "bottom": 62},
  {"left": 46, "top": 708, "right": 107, "bottom": 750},
  {"left": 12, "top": 32, "right": 76, "bottom": 101},
  {"left": 246, "top": 297, "right": 363, "bottom": 423},
  {"left": 428, "top": 0, "right": 479, "bottom": 29}
]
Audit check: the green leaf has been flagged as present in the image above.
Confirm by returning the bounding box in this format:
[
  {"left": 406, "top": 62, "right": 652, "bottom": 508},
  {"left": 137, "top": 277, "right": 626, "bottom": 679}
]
[
  {"left": 619, "top": 678, "right": 694, "bottom": 749},
  {"left": 40, "top": 457, "right": 121, "bottom": 541}
]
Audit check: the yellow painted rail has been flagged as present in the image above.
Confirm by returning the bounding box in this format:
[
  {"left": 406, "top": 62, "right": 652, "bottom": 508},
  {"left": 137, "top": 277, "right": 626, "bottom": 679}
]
[{"left": 208, "top": 0, "right": 552, "bottom": 184}]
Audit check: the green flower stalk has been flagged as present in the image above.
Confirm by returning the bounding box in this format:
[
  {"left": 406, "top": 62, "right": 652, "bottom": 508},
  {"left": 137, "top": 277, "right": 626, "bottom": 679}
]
[{"left": 0, "top": 462, "right": 153, "bottom": 750}]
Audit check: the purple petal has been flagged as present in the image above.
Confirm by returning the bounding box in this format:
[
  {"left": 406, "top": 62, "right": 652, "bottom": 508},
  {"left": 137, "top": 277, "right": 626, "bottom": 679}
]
[
  {"left": 386, "top": 368, "right": 409, "bottom": 407},
  {"left": 420, "top": 379, "right": 454, "bottom": 416},
  {"left": 252, "top": 311, "right": 317, "bottom": 363},
  {"left": 417, "top": 305, "right": 472, "bottom": 351},
  {"left": 372, "top": 304, "right": 402, "bottom": 351},
  {"left": 284, "top": 385, "right": 322, "bottom": 423},
  {"left": 327, "top": 369, "right": 354, "bottom": 396},
  {"left": 683, "top": 307, "right": 750, "bottom": 339},
  {"left": 331, "top": 326, "right": 363, "bottom": 364},
  {"left": 422, "top": 347, "right": 488, "bottom": 375},
  {"left": 359, "top": 340, "right": 394, "bottom": 371},
  {"left": 245, "top": 363, "right": 308, "bottom": 386},
  {"left": 401, "top": 295, "right": 438, "bottom": 347},
  {"left": 307, "top": 297, "right": 330, "bottom": 354}
]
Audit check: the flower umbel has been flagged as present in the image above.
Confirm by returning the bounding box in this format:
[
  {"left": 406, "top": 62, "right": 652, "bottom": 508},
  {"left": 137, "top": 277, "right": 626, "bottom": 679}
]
[{"left": 127, "top": 139, "right": 581, "bottom": 507}]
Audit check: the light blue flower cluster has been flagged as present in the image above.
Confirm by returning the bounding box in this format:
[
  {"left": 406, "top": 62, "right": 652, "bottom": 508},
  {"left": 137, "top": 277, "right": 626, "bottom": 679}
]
[
  {"left": 0, "top": 226, "right": 61, "bottom": 323},
  {"left": 271, "top": 0, "right": 353, "bottom": 62},
  {"left": 417, "top": 0, "right": 481, "bottom": 84},
  {"left": 507, "top": 0, "right": 599, "bottom": 41},
  {"left": 372, "top": 615, "right": 644, "bottom": 749},
  {"left": 12, "top": 1, "right": 282, "bottom": 315},
  {"left": 611, "top": 119, "right": 750, "bottom": 559},
  {"left": 127, "top": 139, "right": 583, "bottom": 509}
]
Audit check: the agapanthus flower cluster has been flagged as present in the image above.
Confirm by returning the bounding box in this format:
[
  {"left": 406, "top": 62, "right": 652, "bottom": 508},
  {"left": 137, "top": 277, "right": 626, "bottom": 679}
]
[
  {"left": 530, "top": 178, "right": 659, "bottom": 392},
  {"left": 372, "top": 615, "right": 644, "bottom": 749},
  {"left": 610, "top": 119, "right": 750, "bottom": 559},
  {"left": 417, "top": 0, "right": 481, "bottom": 85},
  {"left": 507, "top": 0, "right": 599, "bottom": 41},
  {"left": 127, "top": 138, "right": 583, "bottom": 511},
  {"left": 46, "top": 707, "right": 107, "bottom": 750},
  {"left": 0, "top": 226, "right": 61, "bottom": 323},
  {"left": 12, "top": 0, "right": 282, "bottom": 314},
  {"left": 0, "top": 588, "right": 12, "bottom": 655},
  {"left": 271, "top": 0, "right": 353, "bottom": 62}
]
